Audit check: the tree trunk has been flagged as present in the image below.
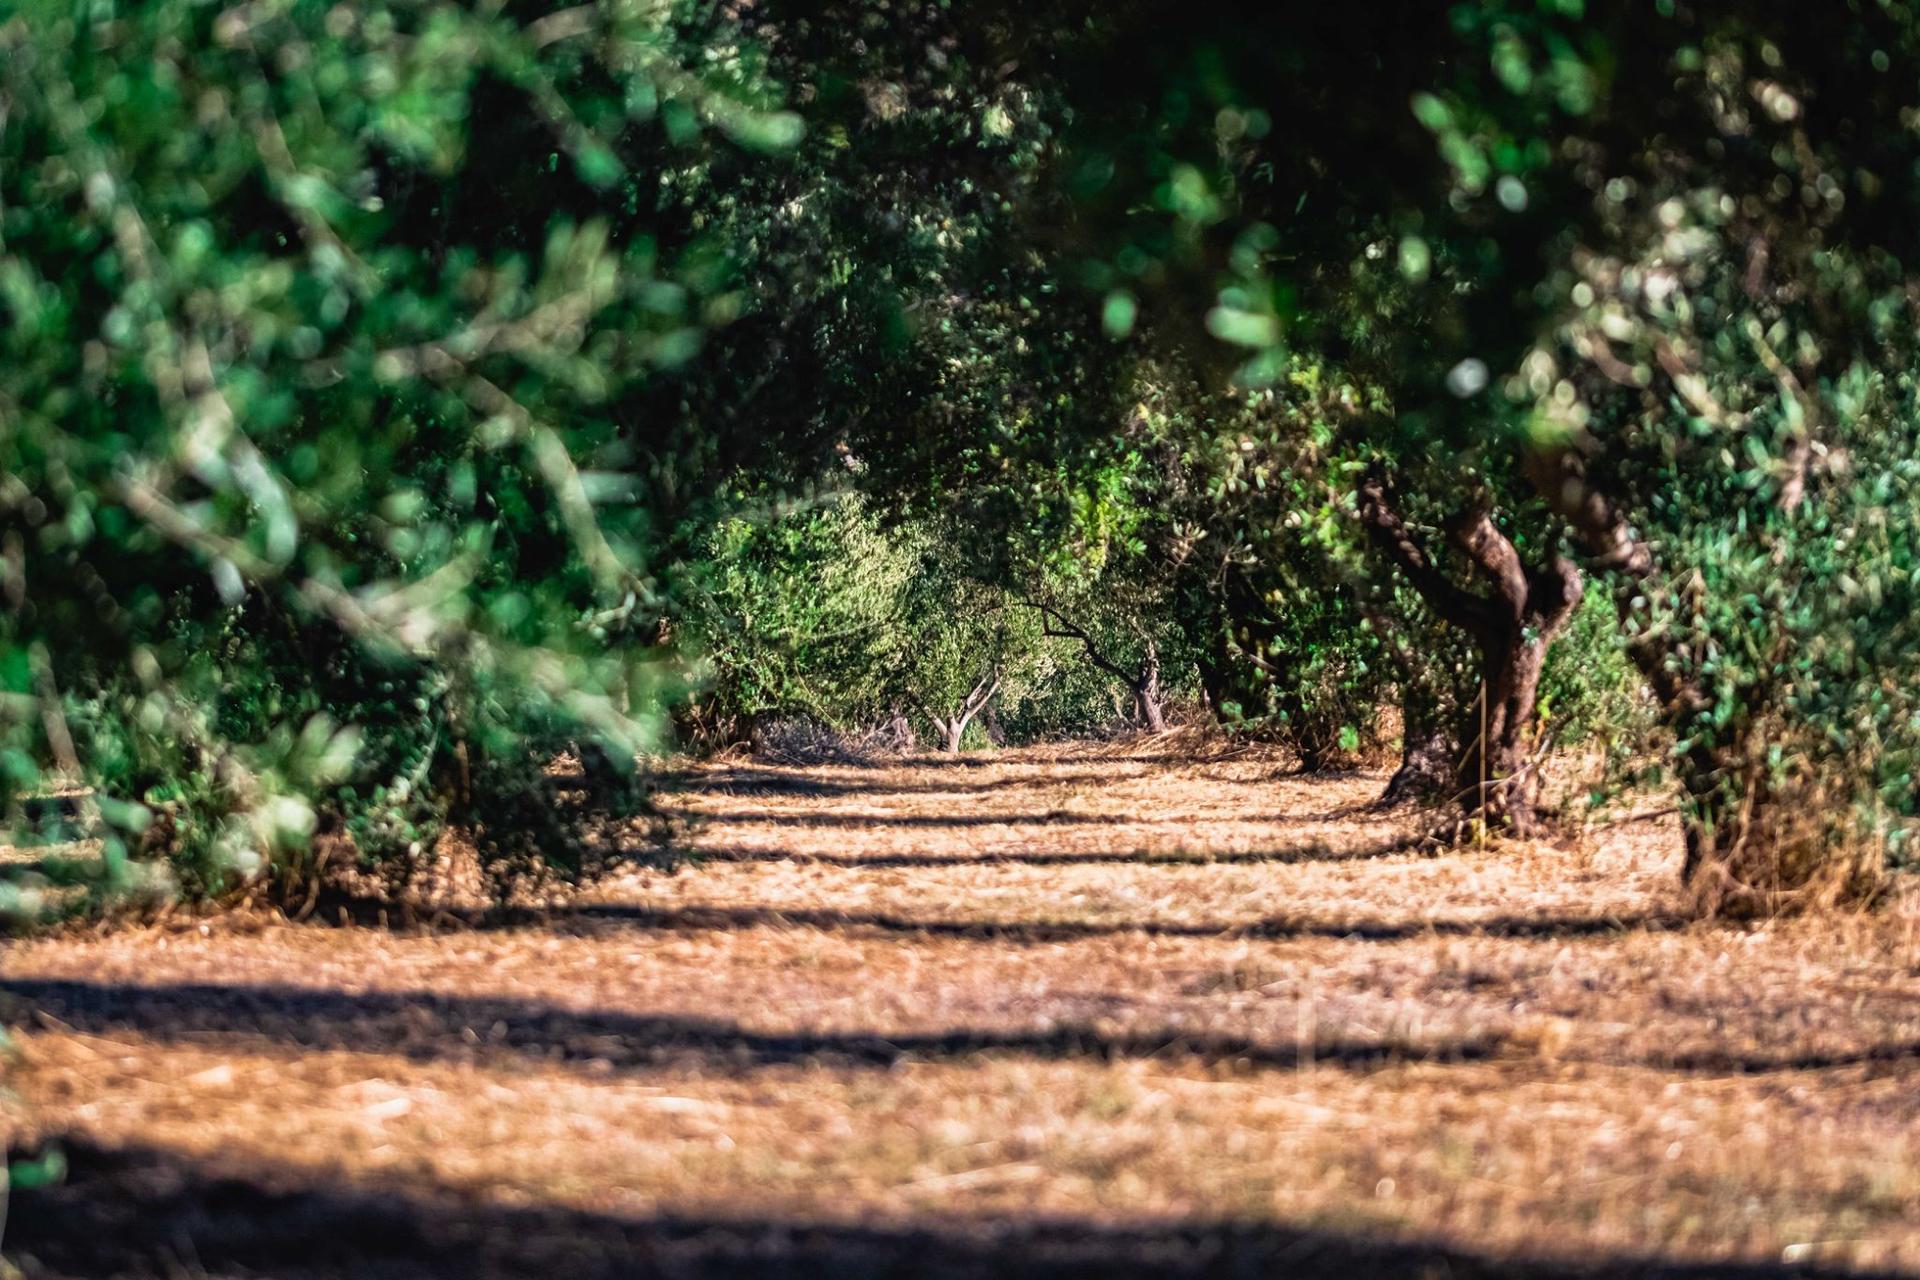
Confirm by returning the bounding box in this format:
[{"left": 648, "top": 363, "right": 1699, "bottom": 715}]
[
  {"left": 1380, "top": 688, "right": 1453, "bottom": 804},
  {"left": 1453, "top": 619, "right": 1567, "bottom": 833},
  {"left": 1034, "top": 603, "right": 1169, "bottom": 736},
  {"left": 1132, "top": 642, "right": 1167, "bottom": 733},
  {"left": 1195, "top": 626, "right": 1235, "bottom": 724},
  {"left": 1364, "top": 593, "right": 1457, "bottom": 804},
  {"left": 926, "top": 667, "right": 1001, "bottom": 756},
  {"left": 1272, "top": 687, "right": 1332, "bottom": 771},
  {"left": 1135, "top": 687, "right": 1168, "bottom": 733},
  {"left": 1358, "top": 472, "right": 1582, "bottom": 834}
]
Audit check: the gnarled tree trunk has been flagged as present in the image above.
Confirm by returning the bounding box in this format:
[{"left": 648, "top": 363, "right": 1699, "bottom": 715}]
[
  {"left": 1131, "top": 640, "right": 1167, "bottom": 733},
  {"left": 1035, "top": 604, "right": 1169, "bottom": 735},
  {"left": 979, "top": 703, "right": 1008, "bottom": 747},
  {"left": 1360, "top": 594, "right": 1457, "bottom": 803},
  {"left": 1359, "top": 472, "right": 1583, "bottom": 835}
]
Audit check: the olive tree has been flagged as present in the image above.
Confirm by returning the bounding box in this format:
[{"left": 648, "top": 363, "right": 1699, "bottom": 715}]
[{"left": 0, "top": 0, "right": 799, "bottom": 904}]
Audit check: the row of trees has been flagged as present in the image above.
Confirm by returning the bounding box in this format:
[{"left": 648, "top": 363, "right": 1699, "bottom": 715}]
[
  {"left": 1032, "top": 0, "right": 1920, "bottom": 901},
  {"left": 3, "top": 0, "right": 1916, "bottom": 914}
]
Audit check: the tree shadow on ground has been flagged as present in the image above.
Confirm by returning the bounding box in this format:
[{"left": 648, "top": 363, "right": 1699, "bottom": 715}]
[
  {"left": 672, "top": 835, "right": 1421, "bottom": 870},
  {"left": 1071, "top": 753, "right": 1368, "bottom": 773},
  {"left": 558, "top": 902, "right": 1690, "bottom": 946},
  {"left": 12, "top": 971, "right": 1912, "bottom": 1078},
  {"left": 677, "top": 811, "right": 1154, "bottom": 828},
  {"left": 295, "top": 885, "right": 1675, "bottom": 943},
  {"left": 656, "top": 768, "right": 1130, "bottom": 799},
  {"left": 0, "top": 977, "right": 1503, "bottom": 1075},
  {"left": 8, "top": 1136, "right": 1902, "bottom": 1280},
  {"left": 654, "top": 765, "right": 1335, "bottom": 800}
]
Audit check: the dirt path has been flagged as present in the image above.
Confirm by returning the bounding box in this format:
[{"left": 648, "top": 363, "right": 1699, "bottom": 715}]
[{"left": 5, "top": 749, "right": 1920, "bottom": 1277}]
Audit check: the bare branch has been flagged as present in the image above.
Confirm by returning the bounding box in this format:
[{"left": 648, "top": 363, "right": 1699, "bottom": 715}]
[
  {"left": 1028, "top": 600, "right": 1137, "bottom": 686},
  {"left": 1521, "top": 445, "right": 1710, "bottom": 718},
  {"left": 1653, "top": 339, "right": 1735, "bottom": 428}
]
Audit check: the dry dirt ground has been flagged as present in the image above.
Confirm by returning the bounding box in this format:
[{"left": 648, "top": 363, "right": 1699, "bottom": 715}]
[{"left": 4, "top": 746, "right": 1920, "bottom": 1278}]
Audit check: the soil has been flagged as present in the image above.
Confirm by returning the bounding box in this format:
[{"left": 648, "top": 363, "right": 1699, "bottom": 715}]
[{"left": 3, "top": 746, "right": 1919, "bottom": 1278}]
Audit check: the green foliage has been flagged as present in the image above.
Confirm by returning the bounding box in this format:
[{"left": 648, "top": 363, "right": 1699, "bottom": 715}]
[
  {"left": 679, "top": 495, "right": 920, "bottom": 738},
  {"left": 677, "top": 493, "right": 1131, "bottom": 750},
  {"left": 1536, "top": 586, "right": 1647, "bottom": 755},
  {"left": 1020, "top": 1, "right": 1920, "bottom": 879},
  {"left": 1532, "top": 221, "right": 1920, "bottom": 875},
  {"left": 1489, "top": 13, "right": 1920, "bottom": 885},
  {"left": 10, "top": 0, "right": 1920, "bottom": 917},
  {"left": 0, "top": 0, "right": 789, "bottom": 907}
]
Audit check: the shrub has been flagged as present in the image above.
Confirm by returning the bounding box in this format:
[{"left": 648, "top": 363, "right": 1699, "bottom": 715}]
[{"left": 0, "top": 0, "right": 791, "bottom": 907}]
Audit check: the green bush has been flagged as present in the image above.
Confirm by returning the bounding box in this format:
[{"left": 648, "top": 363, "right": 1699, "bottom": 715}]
[
  {"left": 0, "top": 0, "right": 789, "bottom": 907},
  {"left": 677, "top": 495, "right": 919, "bottom": 744},
  {"left": 676, "top": 493, "right": 1142, "bottom": 752}
]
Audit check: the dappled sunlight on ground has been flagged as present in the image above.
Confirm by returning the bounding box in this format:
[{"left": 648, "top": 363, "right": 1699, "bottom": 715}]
[{"left": 5, "top": 748, "right": 1920, "bottom": 1277}]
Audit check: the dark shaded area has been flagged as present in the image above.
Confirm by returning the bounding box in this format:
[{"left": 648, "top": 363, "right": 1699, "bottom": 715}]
[
  {"left": 1094, "top": 753, "right": 1297, "bottom": 769},
  {"left": 0, "top": 977, "right": 1501, "bottom": 1076},
  {"left": 1654, "top": 1041, "right": 1920, "bottom": 1075},
  {"left": 655, "top": 768, "right": 1134, "bottom": 798},
  {"left": 1, "top": 794, "right": 88, "bottom": 847},
  {"left": 11, "top": 967, "right": 1904, "bottom": 1080},
  {"left": 675, "top": 836, "right": 1417, "bottom": 871},
  {"left": 652, "top": 759, "right": 1320, "bottom": 801},
  {"left": 561, "top": 902, "right": 1687, "bottom": 946},
  {"left": 675, "top": 806, "right": 1422, "bottom": 830},
  {"left": 296, "top": 884, "right": 1673, "bottom": 943},
  {"left": 679, "top": 810, "right": 1149, "bottom": 829},
  {"left": 9, "top": 1136, "right": 1903, "bottom": 1280}
]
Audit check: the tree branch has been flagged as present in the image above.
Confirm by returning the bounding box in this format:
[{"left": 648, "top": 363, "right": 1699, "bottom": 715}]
[
  {"left": 1029, "top": 600, "right": 1138, "bottom": 686},
  {"left": 1530, "top": 554, "right": 1586, "bottom": 640},
  {"left": 1520, "top": 446, "right": 1658, "bottom": 580},
  {"left": 1445, "top": 503, "right": 1529, "bottom": 622},
  {"left": 1522, "top": 444, "right": 1708, "bottom": 717},
  {"left": 1745, "top": 320, "right": 1815, "bottom": 514},
  {"left": 1356, "top": 471, "right": 1501, "bottom": 638}
]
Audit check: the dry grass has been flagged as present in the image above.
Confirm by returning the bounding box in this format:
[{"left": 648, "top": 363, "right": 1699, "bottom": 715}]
[{"left": 4, "top": 747, "right": 1920, "bottom": 1277}]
